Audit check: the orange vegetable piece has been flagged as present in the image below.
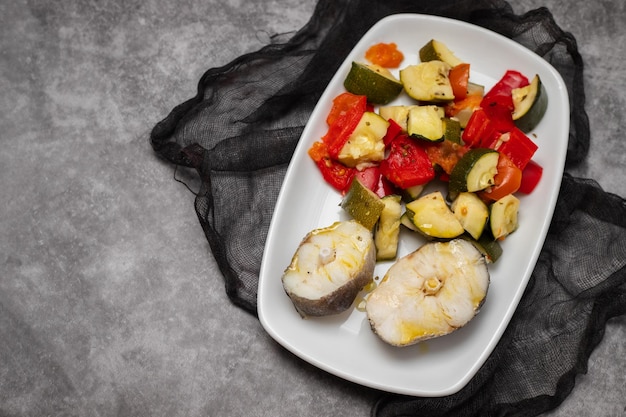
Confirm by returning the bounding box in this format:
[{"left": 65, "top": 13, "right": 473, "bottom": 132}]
[
  {"left": 449, "top": 63, "right": 470, "bottom": 101},
  {"left": 365, "top": 42, "right": 404, "bottom": 68}
]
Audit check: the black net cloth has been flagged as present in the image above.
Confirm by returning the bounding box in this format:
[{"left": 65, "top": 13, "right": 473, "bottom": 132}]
[{"left": 150, "top": 0, "right": 626, "bottom": 415}]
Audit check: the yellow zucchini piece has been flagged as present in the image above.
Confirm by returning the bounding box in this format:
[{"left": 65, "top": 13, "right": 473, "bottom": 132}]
[
  {"left": 490, "top": 194, "right": 520, "bottom": 240},
  {"left": 419, "top": 39, "right": 464, "bottom": 67},
  {"left": 374, "top": 195, "right": 403, "bottom": 260},
  {"left": 406, "top": 191, "right": 464, "bottom": 239},
  {"left": 451, "top": 192, "right": 489, "bottom": 240},
  {"left": 407, "top": 105, "right": 445, "bottom": 143},
  {"left": 337, "top": 112, "right": 388, "bottom": 168},
  {"left": 399, "top": 61, "right": 454, "bottom": 102},
  {"left": 378, "top": 105, "right": 414, "bottom": 132}
]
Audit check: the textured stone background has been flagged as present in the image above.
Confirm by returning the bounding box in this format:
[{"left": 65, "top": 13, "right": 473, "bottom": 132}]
[{"left": 1, "top": 0, "right": 624, "bottom": 416}]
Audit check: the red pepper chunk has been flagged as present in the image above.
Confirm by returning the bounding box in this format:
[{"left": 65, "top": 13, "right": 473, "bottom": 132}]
[
  {"left": 478, "top": 70, "right": 528, "bottom": 138},
  {"left": 308, "top": 141, "right": 356, "bottom": 192},
  {"left": 352, "top": 166, "right": 397, "bottom": 198},
  {"left": 497, "top": 127, "right": 538, "bottom": 170},
  {"left": 382, "top": 118, "right": 403, "bottom": 146},
  {"left": 481, "top": 70, "right": 529, "bottom": 114},
  {"left": 462, "top": 107, "right": 538, "bottom": 170},
  {"left": 477, "top": 153, "right": 522, "bottom": 202},
  {"left": 325, "top": 92, "right": 366, "bottom": 126},
  {"left": 322, "top": 93, "right": 368, "bottom": 160},
  {"left": 462, "top": 108, "right": 496, "bottom": 148},
  {"left": 519, "top": 159, "right": 543, "bottom": 194},
  {"left": 449, "top": 63, "right": 470, "bottom": 101},
  {"left": 380, "top": 135, "right": 435, "bottom": 189}
]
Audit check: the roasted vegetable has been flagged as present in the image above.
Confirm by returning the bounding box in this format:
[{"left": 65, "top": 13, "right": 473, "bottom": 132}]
[
  {"left": 405, "top": 191, "right": 465, "bottom": 239},
  {"left": 344, "top": 62, "right": 403, "bottom": 104},
  {"left": 400, "top": 60, "right": 454, "bottom": 102}
]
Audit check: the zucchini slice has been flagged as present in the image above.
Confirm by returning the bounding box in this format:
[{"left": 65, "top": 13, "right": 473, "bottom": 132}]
[
  {"left": 442, "top": 117, "right": 462, "bottom": 144},
  {"left": 374, "top": 195, "right": 403, "bottom": 261},
  {"left": 401, "top": 184, "right": 425, "bottom": 202},
  {"left": 419, "top": 39, "right": 464, "bottom": 67},
  {"left": 344, "top": 62, "right": 404, "bottom": 105},
  {"left": 460, "top": 233, "right": 503, "bottom": 263},
  {"left": 407, "top": 105, "right": 445, "bottom": 143},
  {"left": 451, "top": 192, "right": 489, "bottom": 240},
  {"left": 512, "top": 74, "right": 548, "bottom": 132},
  {"left": 378, "top": 105, "right": 413, "bottom": 132},
  {"left": 489, "top": 194, "right": 520, "bottom": 240},
  {"left": 399, "top": 61, "right": 454, "bottom": 102},
  {"left": 400, "top": 211, "right": 420, "bottom": 232},
  {"left": 341, "top": 177, "right": 385, "bottom": 230},
  {"left": 449, "top": 148, "right": 499, "bottom": 193},
  {"left": 337, "top": 111, "right": 388, "bottom": 168},
  {"left": 405, "top": 191, "right": 465, "bottom": 239}
]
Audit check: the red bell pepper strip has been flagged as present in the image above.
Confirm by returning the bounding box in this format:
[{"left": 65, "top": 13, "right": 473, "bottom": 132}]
[
  {"left": 461, "top": 71, "right": 530, "bottom": 148},
  {"left": 322, "top": 93, "right": 368, "bottom": 160},
  {"left": 481, "top": 70, "right": 529, "bottom": 115},
  {"left": 496, "top": 127, "right": 538, "bottom": 170},
  {"left": 379, "top": 135, "right": 435, "bottom": 189},
  {"left": 479, "top": 70, "right": 529, "bottom": 136},
  {"left": 462, "top": 107, "right": 538, "bottom": 170},
  {"left": 461, "top": 107, "right": 497, "bottom": 148},
  {"left": 325, "top": 92, "right": 366, "bottom": 126},
  {"left": 308, "top": 141, "right": 356, "bottom": 192},
  {"left": 518, "top": 159, "right": 543, "bottom": 194},
  {"left": 383, "top": 118, "right": 403, "bottom": 146},
  {"left": 449, "top": 63, "right": 470, "bottom": 101}
]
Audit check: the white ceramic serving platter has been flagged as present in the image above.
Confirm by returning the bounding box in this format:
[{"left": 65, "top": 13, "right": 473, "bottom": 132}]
[{"left": 258, "top": 13, "right": 569, "bottom": 396}]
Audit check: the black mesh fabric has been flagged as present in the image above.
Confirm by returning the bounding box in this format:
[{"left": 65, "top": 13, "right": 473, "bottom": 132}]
[{"left": 150, "top": 0, "right": 626, "bottom": 415}]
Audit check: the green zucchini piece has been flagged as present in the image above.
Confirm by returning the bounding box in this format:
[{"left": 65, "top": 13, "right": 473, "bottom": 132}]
[
  {"left": 399, "top": 61, "right": 454, "bottom": 102},
  {"left": 419, "top": 39, "right": 464, "bottom": 67},
  {"left": 442, "top": 117, "right": 462, "bottom": 144},
  {"left": 512, "top": 74, "right": 548, "bottom": 132},
  {"left": 374, "top": 195, "right": 403, "bottom": 261},
  {"left": 400, "top": 211, "right": 420, "bottom": 232},
  {"left": 405, "top": 191, "right": 465, "bottom": 239},
  {"left": 341, "top": 178, "right": 385, "bottom": 230},
  {"left": 489, "top": 194, "right": 520, "bottom": 240},
  {"left": 451, "top": 192, "right": 489, "bottom": 240},
  {"left": 401, "top": 184, "right": 425, "bottom": 202},
  {"left": 449, "top": 148, "right": 499, "bottom": 193},
  {"left": 460, "top": 233, "right": 503, "bottom": 263},
  {"left": 344, "top": 62, "right": 404, "bottom": 105},
  {"left": 407, "top": 105, "right": 445, "bottom": 143},
  {"left": 337, "top": 111, "right": 388, "bottom": 168}
]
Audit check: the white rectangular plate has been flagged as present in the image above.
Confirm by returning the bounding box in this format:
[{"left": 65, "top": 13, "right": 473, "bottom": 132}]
[{"left": 258, "top": 13, "right": 569, "bottom": 396}]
